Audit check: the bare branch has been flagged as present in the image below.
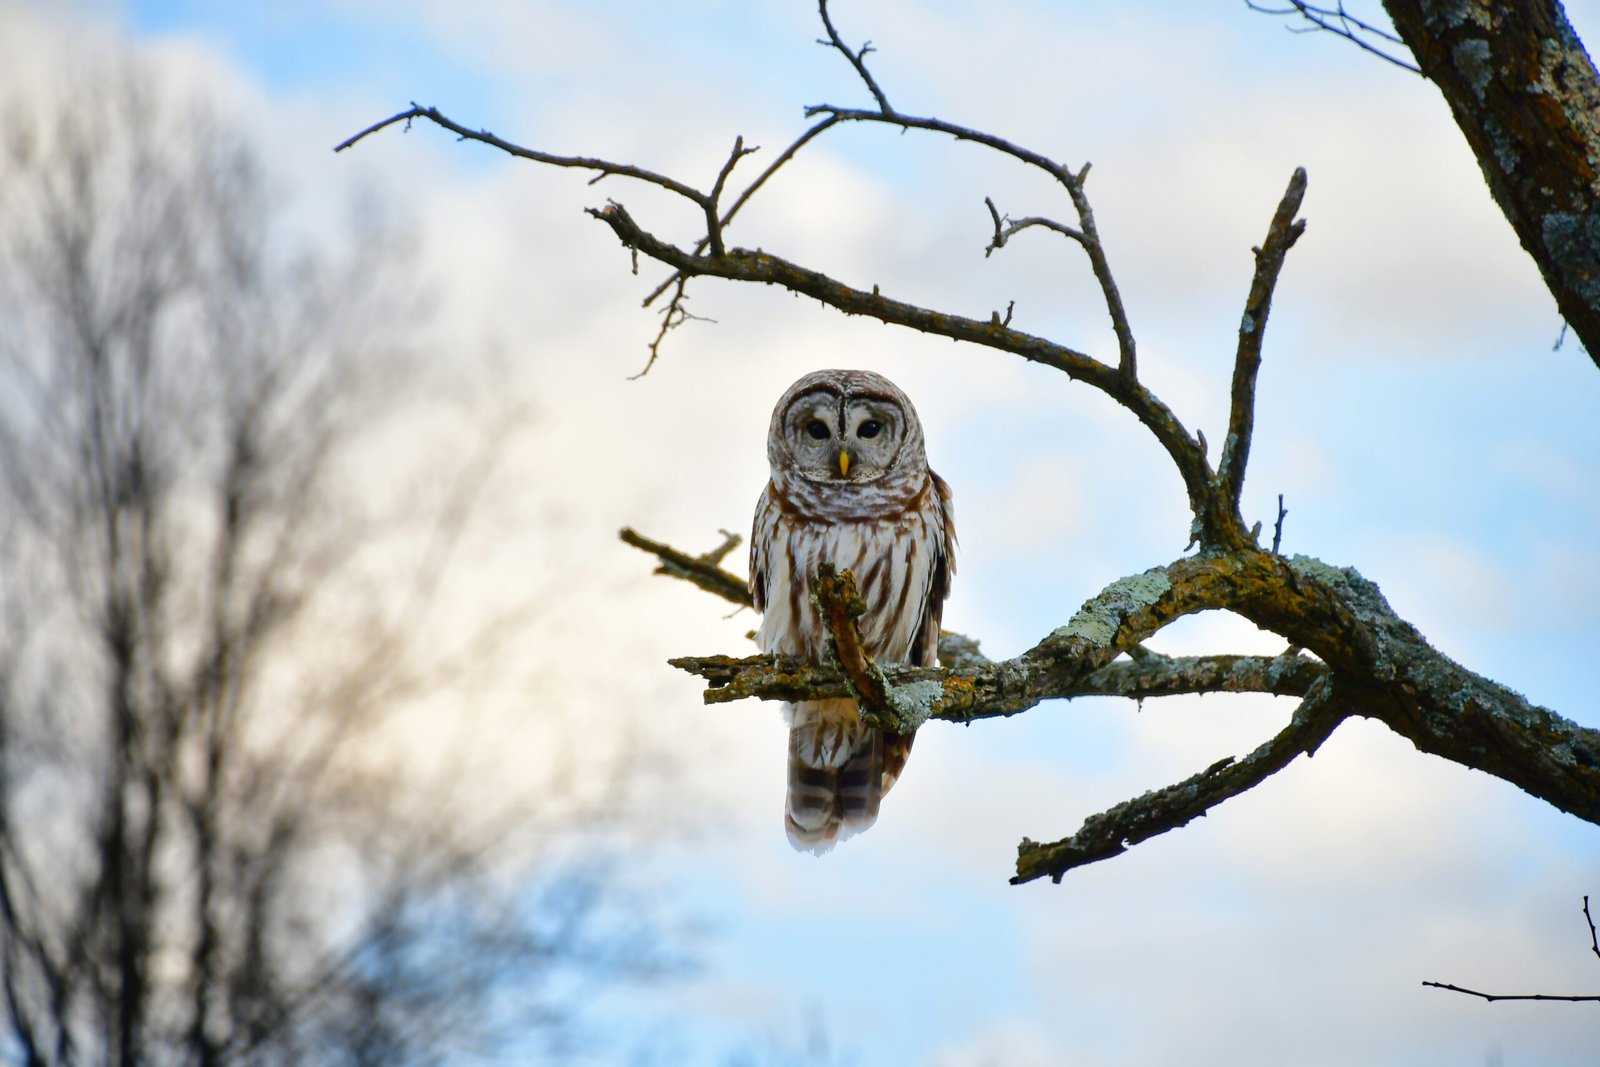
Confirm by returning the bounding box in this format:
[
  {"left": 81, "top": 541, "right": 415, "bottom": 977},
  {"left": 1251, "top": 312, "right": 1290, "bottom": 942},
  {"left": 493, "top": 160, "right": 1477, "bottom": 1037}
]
[
  {"left": 1013, "top": 674, "right": 1347, "bottom": 884},
  {"left": 1218, "top": 167, "right": 1307, "bottom": 514},
  {"left": 588, "top": 201, "right": 1244, "bottom": 546},
  {"left": 1422, "top": 894, "right": 1600, "bottom": 1003},
  {"left": 1244, "top": 1, "right": 1421, "bottom": 74},
  {"left": 983, "top": 196, "right": 1087, "bottom": 256},
  {"left": 618, "top": 527, "right": 752, "bottom": 608},
  {"left": 335, "top": 104, "right": 712, "bottom": 207},
  {"left": 704, "top": 135, "right": 758, "bottom": 258},
  {"left": 817, "top": 0, "right": 892, "bottom": 114},
  {"left": 1420, "top": 981, "right": 1600, "bottom": 1003},
  {"left": 1588, "top": 895, "right": 1599, "bottom": 963},
  {"left": 806, "top": 105, "right": 1139, "bottom": 382}
]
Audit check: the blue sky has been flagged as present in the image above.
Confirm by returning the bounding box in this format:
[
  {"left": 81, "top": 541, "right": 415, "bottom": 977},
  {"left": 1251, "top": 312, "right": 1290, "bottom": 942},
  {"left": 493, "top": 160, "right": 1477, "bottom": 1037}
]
[{"left": 12, "top": 1, "right": 1600, "bottom": 1063}]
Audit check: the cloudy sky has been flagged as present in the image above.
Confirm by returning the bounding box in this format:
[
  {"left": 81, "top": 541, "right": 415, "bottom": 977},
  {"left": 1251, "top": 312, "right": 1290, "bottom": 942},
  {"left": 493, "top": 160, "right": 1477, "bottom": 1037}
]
[{"left": 6, "top": 1, "right": 1600, "bottom": 1064}]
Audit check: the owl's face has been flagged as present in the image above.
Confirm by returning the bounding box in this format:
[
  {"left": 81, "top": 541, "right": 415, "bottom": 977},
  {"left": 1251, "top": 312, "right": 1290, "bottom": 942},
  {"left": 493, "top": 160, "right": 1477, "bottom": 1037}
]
[{"left": 772, "top": 371, "right": 916, "bottom": 485}]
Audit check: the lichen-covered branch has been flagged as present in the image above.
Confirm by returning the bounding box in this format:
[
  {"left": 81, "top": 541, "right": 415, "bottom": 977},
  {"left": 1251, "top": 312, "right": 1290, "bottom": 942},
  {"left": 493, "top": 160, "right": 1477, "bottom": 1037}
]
[
  {"left": 669, "top": 648, "right": 1326, "bottom": 712},
  {"left": 671, "top": 547, "right": 1600, "bottom": 833},
  {"left": 1379, "top": 0, "right": 1600, "bottom": 368},
  {"left": 1013, "top": 674, "right": 1347, "bottom": 884},
  {"left": 809, "top": 564, "right": 897, "bottom": 728}
]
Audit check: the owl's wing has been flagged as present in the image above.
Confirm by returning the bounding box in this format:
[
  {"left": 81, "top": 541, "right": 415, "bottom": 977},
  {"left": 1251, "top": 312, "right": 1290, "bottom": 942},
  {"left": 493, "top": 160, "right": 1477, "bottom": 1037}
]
[
  {"left": 749, "top": 482, "right": 777, "bottom": 613},
  {"left": 910, "top": 471, "right": 957, "bottom": 668}
]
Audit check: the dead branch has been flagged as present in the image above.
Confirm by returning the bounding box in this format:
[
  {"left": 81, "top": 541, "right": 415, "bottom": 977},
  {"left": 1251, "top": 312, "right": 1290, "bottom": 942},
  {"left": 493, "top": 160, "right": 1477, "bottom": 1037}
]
[{"left": 1419, "top": 982, "right": 1600, "bottom": 1003}]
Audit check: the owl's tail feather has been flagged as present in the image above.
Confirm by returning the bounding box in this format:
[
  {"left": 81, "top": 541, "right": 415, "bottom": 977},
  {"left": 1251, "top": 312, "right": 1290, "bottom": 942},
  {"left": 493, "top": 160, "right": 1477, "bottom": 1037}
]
[{"left": 784, "top": 699, "right": 914, "bottom": 854}]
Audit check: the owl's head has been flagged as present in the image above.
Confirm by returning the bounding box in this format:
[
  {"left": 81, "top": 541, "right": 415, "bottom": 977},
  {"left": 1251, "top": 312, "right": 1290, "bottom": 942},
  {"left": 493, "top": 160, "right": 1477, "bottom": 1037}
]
[{"left": 767, "top": 368, "right": 927, "bottom": 488}]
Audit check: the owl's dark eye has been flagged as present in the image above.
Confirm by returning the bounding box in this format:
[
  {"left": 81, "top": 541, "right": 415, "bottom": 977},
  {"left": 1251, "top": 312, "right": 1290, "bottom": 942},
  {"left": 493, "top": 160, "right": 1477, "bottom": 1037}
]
[
  {"left": 857, "top": 420, "right": 882, "bottom": 439},
  {"left": 806, "top": 420, "right": 831, "bottom": 440}
]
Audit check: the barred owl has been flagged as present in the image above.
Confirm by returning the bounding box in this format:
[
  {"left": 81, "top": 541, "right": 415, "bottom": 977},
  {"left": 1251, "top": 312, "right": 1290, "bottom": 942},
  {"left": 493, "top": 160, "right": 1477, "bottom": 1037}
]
[{"left": 750, "top": 369, "right": 955, "bottom": 853}]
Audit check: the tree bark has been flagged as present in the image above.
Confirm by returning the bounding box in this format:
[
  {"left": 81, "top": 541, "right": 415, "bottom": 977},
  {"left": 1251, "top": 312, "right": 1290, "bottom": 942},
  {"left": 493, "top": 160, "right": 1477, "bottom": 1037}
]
[{"left": 1382, "top": 0, "right": 1600, "bottom": 366}]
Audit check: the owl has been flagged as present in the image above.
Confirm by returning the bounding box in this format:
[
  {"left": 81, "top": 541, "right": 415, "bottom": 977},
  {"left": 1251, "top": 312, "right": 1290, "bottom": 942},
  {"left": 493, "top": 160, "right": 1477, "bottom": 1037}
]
[{"left": 750, "top": 369, "right": 955, "bottom": 853}]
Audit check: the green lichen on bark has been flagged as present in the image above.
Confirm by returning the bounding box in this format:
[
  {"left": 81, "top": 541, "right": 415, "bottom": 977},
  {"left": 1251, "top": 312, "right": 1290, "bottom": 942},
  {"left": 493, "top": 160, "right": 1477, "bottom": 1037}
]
[
  {"left": 885, "top": 678, "right": 946, "bottom": 731},
  {"left": 1048, "top": 568, "right": 1172, "bottom": 648}
]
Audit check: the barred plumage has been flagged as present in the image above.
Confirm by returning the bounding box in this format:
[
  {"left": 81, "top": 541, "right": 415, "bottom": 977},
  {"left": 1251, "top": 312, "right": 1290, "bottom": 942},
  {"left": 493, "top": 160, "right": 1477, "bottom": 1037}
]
[{"left": 750, "top": 369, "right": 955, "bottom": 853}]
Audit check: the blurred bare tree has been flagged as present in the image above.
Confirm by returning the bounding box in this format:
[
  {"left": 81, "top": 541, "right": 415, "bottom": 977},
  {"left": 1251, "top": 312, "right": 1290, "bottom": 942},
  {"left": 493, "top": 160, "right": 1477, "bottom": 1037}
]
[{"left": 0, "top": 65, "right": 666, "bottom": 1067}]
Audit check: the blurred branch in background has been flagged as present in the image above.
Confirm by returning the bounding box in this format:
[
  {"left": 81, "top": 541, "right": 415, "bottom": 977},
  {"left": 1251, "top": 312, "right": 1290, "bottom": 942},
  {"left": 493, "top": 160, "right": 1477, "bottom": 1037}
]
[{"left": 0, "top": 64, "right": 679, "bottom": 1067}]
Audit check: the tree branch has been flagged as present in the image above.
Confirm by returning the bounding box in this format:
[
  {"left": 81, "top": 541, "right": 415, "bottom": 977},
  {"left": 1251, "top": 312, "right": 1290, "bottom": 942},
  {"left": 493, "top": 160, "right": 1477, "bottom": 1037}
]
[
  {"left": 1421, "top": 894, "right": 1600, "bottom": 1003},
  {"left": 1380, "top": 0, "right": 1600, "bottom": 368},
  {"left": 805, "top": 106, "right": 1139, "bottom": 383},
  {"left": 618, "top": 527, "right": 751, "bottom": 608},
  {"left": 333, "top": 104, "right": 712, "bottom": 207},
  {"left": 1013, "top": 673, "right": 1347, "bottom": 884},
  {"left": 817, "top": 0, "right": 892, "bottom": 114},
  {"left": 1420, "top": 982, "right": 1600, "bottom": 1004},
  {"left": 589, "top": 201, "right": 1244, "bottom": 548},
  {"left": 1245, "top": 1, "right": 1421, "bottom": 73},
  {"left": 1217, "top": 166, "right": 1307, "bottom": 514}
]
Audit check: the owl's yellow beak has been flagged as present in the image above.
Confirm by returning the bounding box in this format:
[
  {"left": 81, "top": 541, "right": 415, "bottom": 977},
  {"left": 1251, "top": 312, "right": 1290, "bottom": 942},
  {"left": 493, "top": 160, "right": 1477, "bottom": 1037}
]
[{"left": 837, "top": 450, "right": 851, "bottom": 477}]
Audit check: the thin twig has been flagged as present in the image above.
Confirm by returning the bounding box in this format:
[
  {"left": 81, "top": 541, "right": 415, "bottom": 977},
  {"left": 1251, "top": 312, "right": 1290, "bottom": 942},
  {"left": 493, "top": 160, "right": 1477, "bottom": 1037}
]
[
  {"left": 703, "top": 135, "right": 757, "bottom": 258},
  {"left": 632, "top": 276, "right": 713, "bottom": 380},
  {"left": 1272, "top": 493, "right": 1288, "bottom": 555},
  {"left": 335, "top": 104, "right": 711, "bottom": 207},
  {"left": 1586, "top": 896, "right": 1599, "bottom": 962},
  {"left": 642, "top": 115, "right": 845, "bottom": 310},
  {"left": 817, "top": 0, "right": 892, "bottom": 113},
  {"left": 1243, "top": 1, "right": 1420, "bottom": 74},
  {"left": 1420, "top": 981, "right": 1600, "bottom": 1003},
  {"left": 984, "top": 196, "right": 1087, "bottom": 256},
  {"left": 1421, "top": 893, "right": 1600, "bottom": 1002}
]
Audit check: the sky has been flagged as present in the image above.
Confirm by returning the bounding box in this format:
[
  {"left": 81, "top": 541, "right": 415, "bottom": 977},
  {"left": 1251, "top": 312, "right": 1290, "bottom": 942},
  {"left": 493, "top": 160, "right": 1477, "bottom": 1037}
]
[{"left": 5, "top": 1, "right": 1600, "bottom": 1064}]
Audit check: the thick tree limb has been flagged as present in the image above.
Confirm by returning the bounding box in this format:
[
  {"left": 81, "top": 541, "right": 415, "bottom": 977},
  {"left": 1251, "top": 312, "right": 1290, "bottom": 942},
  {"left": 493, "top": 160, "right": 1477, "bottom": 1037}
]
[
  {"left": 670, "top": 548, "right": 1600, "bottom": 833},
  {"left": 1379, "top": 0, "right": 1600, "bottom": 367}
]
